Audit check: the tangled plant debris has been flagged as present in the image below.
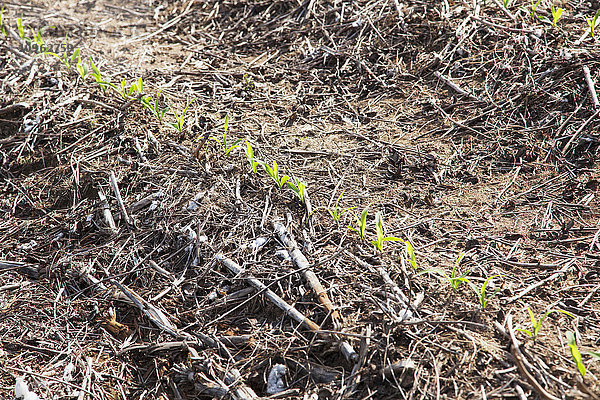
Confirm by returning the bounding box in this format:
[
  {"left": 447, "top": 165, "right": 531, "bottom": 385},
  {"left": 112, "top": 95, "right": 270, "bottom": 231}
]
[{"left": 1, "top": 0, "right": 600, "bottom": 399}]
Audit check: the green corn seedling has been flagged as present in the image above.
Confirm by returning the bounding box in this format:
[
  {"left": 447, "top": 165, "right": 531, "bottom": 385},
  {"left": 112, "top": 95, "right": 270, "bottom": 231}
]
[
  {"left": 551, "top": 6, "right": 564, "bottom": 26},
  {"left": 167, "top": 99, "right": 195, "bottom": 133},
  {"left": 525, "top": 0, "right": 542, "bottom": 22},
  {"left": 16, "top": 17, "right": 25, "bottom": 39},
  {"left": 141, "top": 89, "right": 169, "bottom": 122},
  {"left": 76, "top": 57, "right": 89, "bottom": 79},
  {"left": 30, "top": 27, "right": 44, "bottom": 46},
  {"left": 46, "top": 40, "right": 79, "bottom": 70},
  {"left": 349, "top": 205, "right": 369, "bottom": 239},
  {"left": 566, "top": 331, "right": 586, "bottom": 377},
  {"left": 467, "top": 275, "right": 502, "bottom": 309},
  {"left": 516, "top": 308, "right": 575, "bottom": 341},
  {"left": 0, "top": 7, "right": 7, "bottom": 37},
  {"left": 244, "top": 140, "right": 261, "bottom": 173},
  {"left": 286, "top": 177, "right": 307, "bottom": 202},
  {"left": 326, "top": 191, "right": 355, "bottom": 223},
  {"left": 243, "top": 73, "right": 255, "bottom": 92},
  {"left": 502, "top": 0, "right": 510, "bottom": 8},
  {"left": 102, "top": 77, "right": 143, "bottom": 100},
  {"left": 405, "top": 240, "right": 417, "bottom": 270},
  {"left": 586, "top": 9, "right": 600, "bottom": 39},
  {"left": 420, "top": 252, "right": 468, "bottom": 289},
  {"left": 212, "top": 113, "right": 241, "bottom": 155},
  {"left": 371, "top": 211, "right": 404, "bottom": 253},
  {"left": 263, "top": 160, "right": 289, "bottom": 189},
  {"left": 117, "top": 77, "right": 143, "bottom": 100},
  {"left": 89, "top": 59, "right": 109, "bottom": 92}
]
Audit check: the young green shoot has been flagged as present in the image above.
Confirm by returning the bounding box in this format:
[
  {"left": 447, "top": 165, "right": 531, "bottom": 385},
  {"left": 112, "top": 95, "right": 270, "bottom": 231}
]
[
  {"left": 30, "top": 27, "right": 44, "bottom": 46},
  {"left": 326, "top": 191, "right": 355, "bottom": 223},
  {"left": 263, "top": 160, "right": 289, "bottom": 189},
  {"left": 76, "top": 57, "right": 89, "bottom": 80},
  {"left": 550, "top": 6, "right": 564, "bottom": 27},
  {"left": 46, "top": 39, "right": 79, "bottom": 70},
  {"left": 286, "top": 177, "right": 307, "bottom": 203},
  {"left": 371, "top": 211, "right": 404, "bottom": 253},
  {"left": 243, "top": 73, "right": 255, "bottom": 92},
  {"left": 349, "top": 205, "right": 369, "bottom": 239},
  {"left": 244, "top": 140, "right": 261, "bottom": 173},
  {"left": 586, "top": 9, "right": 600, "bottom": 39},
  {"left": 405, "top": 240, "right": 417, "bottom": 270},
  {"left": 211, "top": 112, "right": 242, "bottom": 155},
  {"left": 566, "top": 331, "right": 586, "bottom": 377},
  {"left": 502, "top": 0, "right": 510, "bottom": 8},
  {"left": 524, "top": 0, "right": 542, "bottom": 22},
  {"left": 516, "top": 308, "right": 575, "bottom": 341},
  {"left": 89, "top": 59, "right": 109, "bottom": 93},
  {"left": 467, "top": 275, "right": 502, "bottom": 309},
  {"left": 0, "top": 7, "right": 7, "bottom": 37},
  {"left": 116, "top": 77, "right": 143, "bottom": 100},
  {"left": 167, "top": 99, "right": 195, "bottom": 133},
  {"left": 16, "top": 16, "right": 25, "bottom": 40},
  {"left": 141, "top": 89, "right": 169, "bottom": 122},
  {"left": 420, "top": 252, "right": 468, "bottom": 289}
]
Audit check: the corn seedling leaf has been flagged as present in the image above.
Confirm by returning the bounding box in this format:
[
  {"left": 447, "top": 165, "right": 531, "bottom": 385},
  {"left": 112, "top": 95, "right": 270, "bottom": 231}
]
[
  {"left": 467, "top": 275, "right": 502, "bottom": 309},
  {"left": 405, "top": 240, "right": 417, "bottom": 270},
  {"left": 0, "top": 7, "right": 7, "bottom": 37},
  {"left": 17, "top": 17, "right": 25, "bottom": 39},
  {"left": 358, "top": 205, "right": 369, "bottom": 238},
  {"left": 567, "top": 331, "right": 586, "bottom": 377},
  {"left": 516, "top": 328, "right": 534, "bottom": 338}
]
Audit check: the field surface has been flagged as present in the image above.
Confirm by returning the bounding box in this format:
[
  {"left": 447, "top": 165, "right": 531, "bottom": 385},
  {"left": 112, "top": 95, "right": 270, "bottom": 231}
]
[{"left": 1, "top": 0, "right": 600, "bottom": 399}]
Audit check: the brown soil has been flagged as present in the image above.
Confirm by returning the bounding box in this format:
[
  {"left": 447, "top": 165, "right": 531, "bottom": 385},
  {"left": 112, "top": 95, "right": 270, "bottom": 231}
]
[{"left": 1, "top": 0, "right": 600, "bottom": 399}]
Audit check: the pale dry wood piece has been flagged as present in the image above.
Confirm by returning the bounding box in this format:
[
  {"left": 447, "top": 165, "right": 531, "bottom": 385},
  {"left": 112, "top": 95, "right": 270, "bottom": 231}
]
[
  {"left": 0, "top": 260, "right": 40, "bottom": 279},
  {"left": 390, "top": 0, "right": 403, "bottom": 18},
  {"left": 148, "top": 260, "right": 174, "bottom": 279},
  {"left": 470, "top": 14, "right": 533, "bottom": 34},
  {"left": 580, "top": 283, "right": 600, "bottom": 308},
  {"left": 490, "top": 0, "right": 516, "bottom": 21},
  {"left": 273, "top": 221, "right": 343, "bottom": 325},
  {"left": 0, "top": 102, "right": 30, "bottom": 116},
  {"left": 215, "top": 254, "right": 320, "bottom": 331},
  {"left": 433, "top": 71, "right": 479, "bottom": 101},
  {"left": 98, "top": 189, "right": 118, "bottom": 234},
  {"left": 514, "top": 384, "right": 528, "bottom": 400},
  {"left": 109, "top": 272, "right": 258, "bottom": 399},
  {"left": 344, "top": 324, "right": 371, "bottom": 398},
  {"left": 109, "top": 171, "right": 134, "bottom": 228},
  {"left": 345, "top": 251, "right": 411, "bottom": 314},
  {"left": 77, "top": 357, "right": 93, "bottom": 400},
  {"left": 495, "top": 166, "right": 521, "bottom": 207},
  {"left": 0, "top": 281, "right": 28, "bottom": 291},
  {"left": 272, "top": 222, "right": 358, "bottom": 362},
  {"left": 381, "top": 360, "right": 416, "bottom": 387},
  {"left": 561, "top": 109, "right": 600, "bottom": 155},
  {"left": 134, "top": 137, "right": 148, "bottom": 163},
  {"left": 507, "top": 259, "right": 575, "bottom": 303},
  {"left": 506, "top": 315, "right": 561, "bottom": 400},
  {"left": 113, "top": 281, "right": 179, "bottom": 336},
  {"left": 7, "top": 366, "right": 98, "bottom": 399},
  {"left": 129, "top": 192, "right": 164, "bottom": 213},
  {"left": 583, "top": 66, "right": 599, "bottom": 109}
]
